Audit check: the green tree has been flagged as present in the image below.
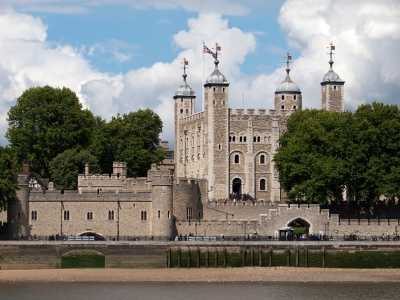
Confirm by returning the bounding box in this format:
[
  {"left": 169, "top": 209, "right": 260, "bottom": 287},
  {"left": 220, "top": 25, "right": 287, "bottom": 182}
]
[
  {"left": 350, "top": 102, "right": 400, "bottom": 204},
  {"left": 7, "top": 86, "right": 96, "bottom": 178},
  {"left": 0, "top": 147, "right": 18, "bottom": 211},
  {"left": 101, "top": 109, "right": 164, "bottom": 177},
  {"left": 49, "top": 148, "right": 100, "bottom": 190},
  {"left": 274, "top": 109, "right": 352, "bottom": 204}
]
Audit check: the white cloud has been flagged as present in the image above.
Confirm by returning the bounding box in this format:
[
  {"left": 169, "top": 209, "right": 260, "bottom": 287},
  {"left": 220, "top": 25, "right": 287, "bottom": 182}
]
[{"left": 278, "top": 0, "right": 400, "bottom": 109}]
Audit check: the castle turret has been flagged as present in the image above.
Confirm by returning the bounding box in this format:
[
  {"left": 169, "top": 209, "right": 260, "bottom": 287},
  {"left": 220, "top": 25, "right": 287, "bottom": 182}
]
[
  {"left": 149, "top": 164, "right": 174, "bottom": 240},
  {"left": 174, "top": 58, "right": 196, "bottom": 179},
  {"left": 8, "top": 163, "right": 30, "bottom": 240},
  {"left": 321, "top": 43, "right": 345, "bottom": 112},
  {"left": 274, "top": 52, "right": 302, "bottom": 113},
  {"left": 203, "top": 43, "right": 229, "bottom": 200}
]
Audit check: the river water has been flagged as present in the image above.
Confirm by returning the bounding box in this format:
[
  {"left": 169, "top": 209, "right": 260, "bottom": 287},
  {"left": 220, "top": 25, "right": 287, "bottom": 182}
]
[{"left": 0, "top": 282, "right": 399, "bottom": 300}]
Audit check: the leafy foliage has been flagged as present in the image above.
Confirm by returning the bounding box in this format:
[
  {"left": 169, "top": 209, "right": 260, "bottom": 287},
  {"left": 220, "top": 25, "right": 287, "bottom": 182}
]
[
  {"left": 0, "top": 147, "right": 18, "bottom": 211},
  {"left": 7, "top": 86, "right": 96, "bottom": 178},
  {"left": 275, "top": 103, "right": 400, "bottom": 205},
  {"left": 49, "top": 148, "right": 100, "bottom": 190},
  {"left": 93, "top": 109, "right": 164, "bottom": 177}
]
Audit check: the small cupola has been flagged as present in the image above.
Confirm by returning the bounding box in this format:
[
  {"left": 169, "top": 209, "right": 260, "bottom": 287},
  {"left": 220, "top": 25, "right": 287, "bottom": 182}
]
[
  {"left": 274, "top": 52, "right": 302, "bottom": 112},
  {"left": 204, "top": 43, "right": 229, "bottom": 87},
  {"left": 174, "top": 58, "right": 195, "bottom": 98}
]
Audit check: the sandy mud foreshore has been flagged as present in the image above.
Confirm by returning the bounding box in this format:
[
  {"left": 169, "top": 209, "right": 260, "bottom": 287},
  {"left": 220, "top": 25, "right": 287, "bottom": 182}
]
[{"left": 1, "top": 267, "right": 400, "bottom": 283}]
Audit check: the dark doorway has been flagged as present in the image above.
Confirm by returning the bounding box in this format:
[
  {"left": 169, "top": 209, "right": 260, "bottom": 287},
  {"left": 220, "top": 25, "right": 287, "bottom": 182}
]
[
  {"left": 232, "top": 178, "right": 242, "bottom": 196},
  {"left": 287, "top": 218, "right": 310, "bottom": 238}
]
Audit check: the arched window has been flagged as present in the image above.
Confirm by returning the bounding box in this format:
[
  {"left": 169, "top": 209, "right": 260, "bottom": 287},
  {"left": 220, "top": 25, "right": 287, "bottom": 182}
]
[
  {"left": 260, "top": 154, "right": 265, "bottom": 164},
  {"left": 257, "top": 136, "right": 261, "bottom": 143},
  {"left": 233, "top": 136, "right": 236, "bottom": 142},
  {"left": 239, "top": 136, "right": 243, "bottom": 142},
  {"left": 244, "top": 136, "right": 247, "bottom": 142},
  {"left": 229, "top": 136, "right": 232, "bottom": 142},
  {"left": 281, "top": 95, "right": 285, "bottom": 100},
  {"left": 259, "top": 179, "right": 266, "bottom": 191},
  {"left": 234, "top": 154, "right": 240, "bottom": 164}
]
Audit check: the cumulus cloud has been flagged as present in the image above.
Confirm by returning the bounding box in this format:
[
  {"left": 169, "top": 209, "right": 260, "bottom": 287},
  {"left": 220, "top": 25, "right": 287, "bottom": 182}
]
[{"left": 278, "top": 0, "right": 400, "bottom": 109}]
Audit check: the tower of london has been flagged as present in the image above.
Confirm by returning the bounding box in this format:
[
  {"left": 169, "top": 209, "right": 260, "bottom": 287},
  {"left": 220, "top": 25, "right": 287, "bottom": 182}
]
[
  {"left": 10, "top": 44, "right": 400, "bottom": 241},
  {"left": 174, "top": 45, "right": 344, "bottom": 203}
]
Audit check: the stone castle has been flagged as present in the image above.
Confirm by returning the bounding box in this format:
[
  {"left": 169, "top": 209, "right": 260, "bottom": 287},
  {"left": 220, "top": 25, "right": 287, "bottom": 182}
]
[{"left": 4, "top": 45, "right": 399, "bottom": 241}]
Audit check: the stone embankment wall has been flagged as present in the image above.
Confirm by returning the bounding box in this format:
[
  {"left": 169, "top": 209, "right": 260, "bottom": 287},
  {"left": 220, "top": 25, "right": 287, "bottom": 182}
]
[{"left": 2, "top": 241, "right": 400, "bottom": 270}]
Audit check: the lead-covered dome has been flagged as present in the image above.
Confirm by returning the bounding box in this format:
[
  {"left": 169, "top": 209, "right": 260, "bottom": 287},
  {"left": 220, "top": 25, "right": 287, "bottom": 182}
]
[
  {"left": 175, "top": 82, "right": 195, "bottom": 97},
  {"left": 275, "top": 75, "right": 301, "bottom": 94},
  {"left": 322, "top": 69, "right": 343, "bottom": 83},
  {"left": 206, "top": 68, "right": 228, "bottom": 85}
]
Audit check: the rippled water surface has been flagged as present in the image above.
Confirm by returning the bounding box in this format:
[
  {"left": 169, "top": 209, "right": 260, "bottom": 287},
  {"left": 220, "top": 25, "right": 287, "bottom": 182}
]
[{"left": 1, "top": 282, "right": 399, "bottom": 300}]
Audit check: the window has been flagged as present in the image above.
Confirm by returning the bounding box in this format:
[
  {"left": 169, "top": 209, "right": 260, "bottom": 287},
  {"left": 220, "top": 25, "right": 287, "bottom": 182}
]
[
  {"left": 218, "top": 144, "right": 222, "bottom": 150},
  {"left": 234, "top": 154, "right": 240, "bottom": 164},
  {"left": 260, "top": 154, "right": 266, "bottom": 164},
  {"left": 87, "top": 212, "right": 93, "bottom": 220},
  {"left": 186, "top": 207, "right": 193, "bottom": 220},
  {"left": 141, "top": 210, "right": 147, "bottom": 221},
  {"left": 281, "top": 105, "right": 285, "bottom": 110},
  {"left": 64, "top": 210, "right": 70, "bottom": 221},
  {"left": 260, "top": 179, "right": 266, "bottom": 191},
  {"left": 244, "top": 136, "right": 247, "bottom": 142},
  {"left": 293, "top": 105, "right": 297, "bottom": 110},
  {"left": 281, "top": 95, "right": 284, "bottom": 100},
  {"left": 108, "top": 210, "right": 114, "bottom": 220},
  {"left": 229, "top": 136, "right": 232, "bottom": 142},
  {"left": 239, "top": 136, "right": 242, "bottom": 142},
  {"left": 334, "top": 85, "right": 337, "bottom": 90},
  {"left": 158, "top": 210, "right": 161, "bottom": 219},
  {"left": 31, "top": 210, "right": 37, "bottom": 221},
  {"left": 257, "top": 136, "right": 261, "bottom": 143},
  {"left": 294, "top": 95, "right": 297, "bottom": 100},
  {"left": 233, "top": 136, "right": 236, "bottom": 142},
  {"left": 253, "top": 136, "right": 256, "bottom": 142},
  {"left": 180, "top": 109, "right": 183, "bottom": 114}
]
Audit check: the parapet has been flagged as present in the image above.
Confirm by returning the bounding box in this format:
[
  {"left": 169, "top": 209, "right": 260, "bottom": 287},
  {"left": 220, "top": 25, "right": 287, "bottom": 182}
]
[{"left": 148, "top": 163, "right": 174, "bottom": 186}]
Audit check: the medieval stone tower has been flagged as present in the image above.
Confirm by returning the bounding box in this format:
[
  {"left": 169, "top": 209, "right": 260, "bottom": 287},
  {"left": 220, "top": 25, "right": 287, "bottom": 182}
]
[
  {"left": 173, "top": 59, "right": 196, "bottom": 179},
  {"left": 321, "top": 43, "right": 345, "bottom": 112},
  {"left": 204, "top": 52, "right": 230, "bottom": 200},
  {"left": 274, "top": 53, "right": 302, "bottom": 113}
]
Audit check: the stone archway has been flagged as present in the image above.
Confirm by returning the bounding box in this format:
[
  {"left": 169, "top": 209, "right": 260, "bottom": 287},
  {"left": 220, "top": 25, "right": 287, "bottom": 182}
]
[
  {"left": 79, "top": 231, "right": 106, "bottom": 241},
  {"left": 287, "top": 218, "right": 311, "bottom": 237},
  {"left": 232, "top": 178, "right": 242, "bottom": 196}
]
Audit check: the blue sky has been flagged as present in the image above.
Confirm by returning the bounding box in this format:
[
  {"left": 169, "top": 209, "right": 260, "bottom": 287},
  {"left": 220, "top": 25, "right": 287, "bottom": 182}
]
[
  {"left": 0, "top": 0, "right": 399, "bottom": 143},
  {"left": 32, "top": 2, "right": 288, "bottom": 75}
]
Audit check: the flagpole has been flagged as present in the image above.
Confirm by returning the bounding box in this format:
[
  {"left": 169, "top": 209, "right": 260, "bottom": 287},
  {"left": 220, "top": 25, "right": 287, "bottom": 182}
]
[{"left": 202, "top": 42, "right": 205, "bottom": 111}]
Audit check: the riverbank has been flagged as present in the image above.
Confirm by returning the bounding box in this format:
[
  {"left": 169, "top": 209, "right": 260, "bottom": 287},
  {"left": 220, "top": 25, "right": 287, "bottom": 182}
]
[{"left": 1, "top": 268, "right": 400, "bottom": 283}]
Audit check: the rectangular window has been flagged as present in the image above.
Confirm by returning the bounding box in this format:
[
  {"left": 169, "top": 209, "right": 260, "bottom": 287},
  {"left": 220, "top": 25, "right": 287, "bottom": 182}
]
[
  {"left": 108, "top": 210, "right": 114, "bottom": 220},
  {"left": 64, "top": 210, "right": 70, "bottom": 221},
  {"left": 158, "top": 210, "right": 161, "bottom": 219},
  {"left": 186, "top": 207, "right": 193, "bottom": 220},
  {"left": 87, "top": 212, "right": 93, "bottom": 220},
  {"left": 141, "top": 210, "right": 147, "bottom": 221},
  {"left": 31, "top": 210, "right": 37, "bottom": 221}
]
